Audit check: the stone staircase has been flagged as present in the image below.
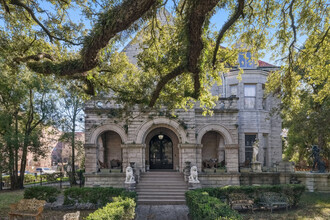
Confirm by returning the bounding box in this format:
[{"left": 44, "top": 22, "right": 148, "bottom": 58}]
[{"left": 136, "top": 171, "right": 188, "bottom": 205}]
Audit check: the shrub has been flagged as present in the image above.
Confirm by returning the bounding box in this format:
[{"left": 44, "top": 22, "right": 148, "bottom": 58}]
[
  {"left": 194, "top": 184, "right": 306, "bottom": 207},
  {"left": 24, "top": 186, "right": 60, "bottom": 203},
  {"left": 85, "top": 197, "right": 136, "bottom": 220},
  {"left": 63, "top": 187, "right": 136, "bottom": 206},
  {"left": 185, "top": 191, "right": 241, "bottom": 220}
]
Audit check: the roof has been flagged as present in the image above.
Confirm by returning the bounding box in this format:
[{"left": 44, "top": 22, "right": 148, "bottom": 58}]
[{"left": 258, "top": 60, "right": 277, "bottom": 68}]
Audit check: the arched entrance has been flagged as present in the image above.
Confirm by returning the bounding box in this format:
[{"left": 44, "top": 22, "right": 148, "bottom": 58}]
[
  {"left": 149, "top": 134, "right": 173, "bottom": 169},
  {"left": 144, "top": 127, "right": 179, "bottom": 171},
  {"left": 201, "top": 131, "right": 225, "bottom": 168},
  {"left": 97, "top": 131, "right": 122, "bottom": 169}
]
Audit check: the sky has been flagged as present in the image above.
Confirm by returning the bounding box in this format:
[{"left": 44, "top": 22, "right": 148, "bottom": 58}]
[{"left": 0, "top": 0, "right": 301, "bottom": 64}]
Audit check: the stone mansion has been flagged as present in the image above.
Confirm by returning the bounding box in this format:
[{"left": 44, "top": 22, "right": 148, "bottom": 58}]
[{"left": 83, "top": 38, "right": 283, "bottom": 187}]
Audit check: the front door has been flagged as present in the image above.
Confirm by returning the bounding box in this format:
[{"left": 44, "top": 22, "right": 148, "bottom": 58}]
[{"left": 149, "top": 135, "right": 173, "bottom": 169}]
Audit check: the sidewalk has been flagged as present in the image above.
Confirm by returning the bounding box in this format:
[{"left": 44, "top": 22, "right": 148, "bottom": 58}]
[{"left": 135, "top": 205, "right": 189, "bottom": 220}]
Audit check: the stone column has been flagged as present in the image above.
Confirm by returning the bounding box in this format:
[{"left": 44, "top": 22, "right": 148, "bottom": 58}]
[
  {"left": 179, "top": 144, "right": 202, "bottom": 172},
  {"left": 225, "top": 144, "right": 239, "bottom": 172},
  {"left": 84, "top": 144, "right": 98, "bottom": 173},
  {"left": 121, "top": 144, "right": 146, "bottom": 173}
]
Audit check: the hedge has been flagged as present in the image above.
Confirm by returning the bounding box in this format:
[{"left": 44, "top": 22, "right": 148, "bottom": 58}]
[
  {"left": 85, "top": 197, "right": 136, "bottom": 220},
  {"left": 63, "top": 187, "right": 137, "bottom": 206},
  {"left": 195, "top": 184, "right": 306, "bottom": 207},
  {"left": 24, "top": 186, "right": 60, "bottom": 203},
  {"left": 2, "top": 173, "right": 65, "bottom": 186},
  {"left": 186, "top": 191, "right": 241, "bottom": 220}
]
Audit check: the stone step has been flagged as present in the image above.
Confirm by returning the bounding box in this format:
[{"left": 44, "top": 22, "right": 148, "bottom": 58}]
[
  {"left": 136, "top": 188, "right": 187, "bottom": 193},
  {"left": 138, "top": 180, "right": 186, "bottom": 184},
  {"left": 136, "top": 190, "right": 186, "bottom": 195},
  {"left": 142, "top": 172, "right": 183, "bottom": 176},
  {"left": 137, "top": 171, "right": 187, "bottom": 205},
  {"left": 137, "top": 192, "right": 185, "bottom": 199},
  {"left": 136, "top": 185, "right": 188, "bottom": 190},
  {"left": 140, "top": 176, "right": 184, "bottom": 180},
  {"left": 138, "top": 199, "right": 186, "bottom": 205},
  {"left": 138, "top": 195, "right": 185, "bottom": 200},
  {"left": 137, "top": 183, "right": 187, "bottom": 188}
]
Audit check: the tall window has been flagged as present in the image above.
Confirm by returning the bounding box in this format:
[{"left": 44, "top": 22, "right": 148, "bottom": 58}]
[
  {"left": 245, "top": 134, "right": 256, "bottom": 163},
  {"left": 263, "top": 134, "right": 268, "bottom": 166},
  {"left": 230, "top": 84, "right": 238, "bottom": 97},
  {"left": 244, "top": 84, "right": 256, "bottom": 109},
  {"left": 262, "top": 84, "right": 267, "bottom": 110}
]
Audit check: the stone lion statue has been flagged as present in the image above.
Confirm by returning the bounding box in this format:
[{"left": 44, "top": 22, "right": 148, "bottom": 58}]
[
  {"left": 125, "top": 166, "right": 135, "bottom": 183},
  {"left": 189, "top": 166, "right": 200, "bottom": 183}
]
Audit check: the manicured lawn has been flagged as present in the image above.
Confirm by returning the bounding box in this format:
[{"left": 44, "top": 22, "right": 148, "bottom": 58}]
[
  {"left": 0, "top": 190, "right": 329, "bottom": 219},
  {"left": 0, "top": 190, "right": 24, "bottom": 217},
  {"left": 0, "top": 190, "right": 94, "bottom": 219},
  {"left": 242, "top": 192, "right": 330, "bottom": 220}
]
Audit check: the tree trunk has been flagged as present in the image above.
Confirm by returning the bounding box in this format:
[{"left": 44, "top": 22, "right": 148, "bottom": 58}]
[
  {"left": 18, "top": 137, "right": 30, "bottom": 189},
  {"left": 70, "top": 101, "right": 78, "bottom": 185}
]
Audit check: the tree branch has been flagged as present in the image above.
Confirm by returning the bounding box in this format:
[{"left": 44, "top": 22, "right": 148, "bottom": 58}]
[
  {"left": 9, "top": 0, "right": 82, "bottom": 45},
  {"left": 26, "top": 0, "right": 157, "bottom": 77},
  {"left": 315, "top": 26, "right": 330, "bottom": 53},
  {"left": 13, "top": 53, "right": 54, "bottom": 63},
  {"left": 149, "top": 65, "right": 185, "bottom": 107},
  {"left": 148, "top": 0, "right": 221, "bottom": 106},
  {"left": 10, "top": 0, "right": 54, "bottom": 42},
  {"left": 212, "top": 0, "right": 245, "bottom": 68},
  {"left": 186, "top": 0, "right": 221, "bottom": 98}
]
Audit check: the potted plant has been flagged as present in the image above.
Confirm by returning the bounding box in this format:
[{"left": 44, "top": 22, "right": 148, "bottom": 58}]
[
  {"left": 216, "top": 161, "right": 226, "bottom": 173},
  {"left": 100, "top": 168, "right": 110, "bottom": 173},
  {"left": 216, "top": 162, "right": 226, "bottom": 173},
  {"left": 203, "top": 167, "right": 216, "bottom": 173}
]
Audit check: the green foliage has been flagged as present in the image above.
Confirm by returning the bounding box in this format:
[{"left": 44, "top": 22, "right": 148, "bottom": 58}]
[
  {"left": 85, "top": 196, "right": 136, "bottom": 220},
  {"left": 24, "top": 186, "right": 60, "bottom": 203},
  {"left": 194, "top": 184, "right": 306, "bottom": 207},
  {"left": 63, "top": 187, "right": 136, "bottom": 206},
  {"left": 185, "top": 190, "right": 241, "bottom": 220}
]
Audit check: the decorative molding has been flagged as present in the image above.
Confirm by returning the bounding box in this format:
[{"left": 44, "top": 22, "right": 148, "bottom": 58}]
[
  {"left": 84, "top": 144, "right": 97, "bottom": 149},
  {"left": 135, "top": 117, "right": 187, "bottom": 144},
  {"left": 196, "top": 124, "right": 235, "bottom": 144},
  {"left": 225, "top": 144, "right": 239, "bottom": 149},
  {"left": 179, "top": 144, "right": 202, "bottom": 149},
  {"left": 121, "top": 144, "right": 146, "bottom": 149},
  {"left": 89, "top": 124, "right": 128, "bottom": 144}
]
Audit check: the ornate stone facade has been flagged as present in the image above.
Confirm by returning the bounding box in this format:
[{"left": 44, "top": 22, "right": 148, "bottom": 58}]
[
  {"left": 84, "top": 32, "right": 282, "bottom": 187},
  {"left": 84, "top": 65, "right": 283, "bottom": 187}
]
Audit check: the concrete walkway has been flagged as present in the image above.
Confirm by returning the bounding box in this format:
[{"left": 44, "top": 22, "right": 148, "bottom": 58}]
[{"left": 135, "top": 205, "right": 189, "bottom": 220}]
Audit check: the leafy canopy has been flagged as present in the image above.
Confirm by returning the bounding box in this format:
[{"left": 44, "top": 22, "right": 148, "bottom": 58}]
[{"left": 0, "top": 0, "right": 329, "bottom": 110}]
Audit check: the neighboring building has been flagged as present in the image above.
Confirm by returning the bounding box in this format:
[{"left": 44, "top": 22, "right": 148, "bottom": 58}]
[
  {"left": 26, "top": 127, "right": 61, "bottom": 172},
  {"left": 51, "top": 132, "right": 85, "bottom": 170},
  {"left": 25, "top": 128, "right": 85, "bottom": 173},
  {"left": 83, "top": 42, "right": 282, "bottom": 187}
]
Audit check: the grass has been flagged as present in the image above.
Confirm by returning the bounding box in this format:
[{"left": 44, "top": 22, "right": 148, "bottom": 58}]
[
  {"left": 0, "top": 190, "right": 24, "bottom": 216},
  {"left": 0, "top": 189, "right": 94, "bottom": 219},
  {"left": 242, "top": 192, "right": 330, "bottom": 220},
  {"left": 0, "top": 190, "right": 329, "bottom": 219}
]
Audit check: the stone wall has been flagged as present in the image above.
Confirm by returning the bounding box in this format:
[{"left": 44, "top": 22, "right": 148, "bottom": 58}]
[
  {"left": 84, "top": 173, "right": 126, "bottom": 188},
  {"left": 199, "top": 173, "right": 240, "bottom": 187},
  {"left": 239, "top": 171, "right": 330, "bottom": 193},
  {"left": 240, "top": 173, "right": 280, "bottom": 185},
  {"left": 281, "top": 172, "right": 330, "bottom": 193}
]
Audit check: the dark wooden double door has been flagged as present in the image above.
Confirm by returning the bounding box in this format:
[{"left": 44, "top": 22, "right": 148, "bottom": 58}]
[{"left": 149, "top": 135, "right": 173, "bottom": 169}]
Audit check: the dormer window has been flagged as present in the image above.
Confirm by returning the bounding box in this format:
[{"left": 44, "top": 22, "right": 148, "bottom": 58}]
[{"left": 238, "top": 52, "right": 255, "bottom": 69}]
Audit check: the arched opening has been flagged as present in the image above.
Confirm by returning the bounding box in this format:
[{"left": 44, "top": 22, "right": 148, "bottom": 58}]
[
  {"left": 96, "top": 131, "right": 122, "bottom": 170},
  {"left": 201, "top": 131, "right": 226, "bottom": 169},
  {"left": 149, "top": 135, "right": 173, "bottom": 169},
  {"left": 145, "top": 127, "right": 179, "bottom": 170}
]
